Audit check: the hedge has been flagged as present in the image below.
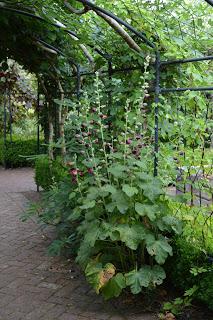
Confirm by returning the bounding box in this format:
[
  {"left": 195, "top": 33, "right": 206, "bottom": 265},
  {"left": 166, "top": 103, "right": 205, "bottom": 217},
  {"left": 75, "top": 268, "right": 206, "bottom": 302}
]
[
  {"left": 34, "top": 155, "right": 68, "bottom": 190},
  {"left": 0, "top": 138, "right": 44, "bottom": 168}
]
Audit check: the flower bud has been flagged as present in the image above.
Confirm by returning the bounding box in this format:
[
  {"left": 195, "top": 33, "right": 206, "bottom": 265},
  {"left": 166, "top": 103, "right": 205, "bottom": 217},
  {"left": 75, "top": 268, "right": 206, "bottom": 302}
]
[
  {"left": 126, "top": 139, "right": 132, "bottom": 145},
  {"left": 87, "top": 168, "right": 94, "bottom": 175}
]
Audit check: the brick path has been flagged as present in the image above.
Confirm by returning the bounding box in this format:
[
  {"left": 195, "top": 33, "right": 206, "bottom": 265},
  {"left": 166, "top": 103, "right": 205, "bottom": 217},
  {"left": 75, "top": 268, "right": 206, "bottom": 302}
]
[{"left": 0, "top": 168, "right": 157, "bottom": 320}]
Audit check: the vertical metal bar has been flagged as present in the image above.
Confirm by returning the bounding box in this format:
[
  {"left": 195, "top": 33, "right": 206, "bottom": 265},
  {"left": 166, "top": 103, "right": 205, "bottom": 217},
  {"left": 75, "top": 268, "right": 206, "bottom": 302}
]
[
  {"left": 76, "top": 65, "right": 81, "bottom": 117},
  {"left": 199, "top": 190, "right": 202, "bottom": 207},
  {"left": 190, "top": 184, "right": 194, "bottom": 206},
  {"left": 3, "top": 88, "right": 7, "bottom": 169},
  {"left": 108, "top": 58, "right": 113, "bottom": 109},
  {"left": 37, "top": 93, "right": 40, "bottom": 155},
  {"left": 76, "top": 65, "right": 81, "bottom": 101},
  {"left": 8, "top": 88, "right": 12, "bottom": 143},
  {"left": 37, "top": 82, "right": 40, "bottom": 192},
  {"left": 54, "top": 95, "right": 57, "bottom": 143},
  {"left": 154, "top": 51, "right": 160, "bottom": 177}
]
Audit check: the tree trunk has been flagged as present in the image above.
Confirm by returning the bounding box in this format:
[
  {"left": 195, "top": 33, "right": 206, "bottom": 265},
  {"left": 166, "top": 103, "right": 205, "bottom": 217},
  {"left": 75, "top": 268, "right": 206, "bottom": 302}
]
[
  {"left": 57, "top": 80, "right": 67, "bottom": 160},
  {"left": 48, "top": 105, "right": 54, "bottom": 161}
]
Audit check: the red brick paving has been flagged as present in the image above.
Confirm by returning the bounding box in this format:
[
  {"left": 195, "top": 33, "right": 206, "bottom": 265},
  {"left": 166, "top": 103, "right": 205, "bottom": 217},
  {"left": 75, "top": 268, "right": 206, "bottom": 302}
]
[{"left": 0, "top": 168, "right": 157, "bottom": 320}]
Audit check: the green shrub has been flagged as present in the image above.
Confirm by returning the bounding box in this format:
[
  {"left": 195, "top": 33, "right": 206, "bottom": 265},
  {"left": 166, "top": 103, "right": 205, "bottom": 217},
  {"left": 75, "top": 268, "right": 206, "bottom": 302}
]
[
  {"left": 34, "top": 155, "right": 68, "bottom": 190},
  {"left": 35, "top": 75, "right": 183, "bottom": 300},
  {"left": 167, "top": 218, "right": 213, "bottom": 310},
  {"left": 0, "top": 137, "right": 43, "bottom": 167},
  {"left": 26, "top": 177, "right": 80, "bottom": 256}
]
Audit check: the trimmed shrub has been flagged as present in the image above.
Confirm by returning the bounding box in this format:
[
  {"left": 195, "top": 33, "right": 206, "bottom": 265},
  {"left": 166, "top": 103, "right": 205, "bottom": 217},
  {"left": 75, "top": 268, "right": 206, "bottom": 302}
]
[
  {"left": 34, "top": 155, "right": 67, "bottom": 190},
  {"left": 167, "top": 236, "right": 213, "bottom": 310},
  {"left": 0, "top": 138, "right": 42, "bottom": 168}
]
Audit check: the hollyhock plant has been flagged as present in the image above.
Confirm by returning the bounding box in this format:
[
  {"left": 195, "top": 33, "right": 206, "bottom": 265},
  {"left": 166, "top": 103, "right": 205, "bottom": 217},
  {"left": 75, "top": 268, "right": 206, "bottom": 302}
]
[{"left": 64, "top": 65, "right": 182, "bottom": 300}]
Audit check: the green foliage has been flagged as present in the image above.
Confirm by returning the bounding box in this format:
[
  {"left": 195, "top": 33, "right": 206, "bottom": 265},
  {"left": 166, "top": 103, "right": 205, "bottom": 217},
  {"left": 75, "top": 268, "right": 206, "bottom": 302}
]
[
  {"left": 0, "top": 137, "right": 42, "bottom": 167},
  {"left": 160, "top": 285, "right": 198, "bottom": 317},
  {"left": 34, "top": 155, "right": 67, "bottom": 190},
  {"left": 57, "top": 75, "right": 183, "bottom": 300},
  {"left": 167, "top": 215, "right": 213, "bottom": 310}
]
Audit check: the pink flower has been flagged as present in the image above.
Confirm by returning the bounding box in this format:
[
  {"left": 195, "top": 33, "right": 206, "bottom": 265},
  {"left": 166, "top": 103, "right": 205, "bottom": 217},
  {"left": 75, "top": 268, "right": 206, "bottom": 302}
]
[
  {"left": 126, "top": 139, "right": 132, "bottom": 145},
  {"left": 87, "top": 168, "right": 94, "bottom": 175},
  {"left": 100, "top": 114, "right": 108, "bottom": 119},
  {"left": 70, "top": 169, "right": 78, "bottom": 176}
]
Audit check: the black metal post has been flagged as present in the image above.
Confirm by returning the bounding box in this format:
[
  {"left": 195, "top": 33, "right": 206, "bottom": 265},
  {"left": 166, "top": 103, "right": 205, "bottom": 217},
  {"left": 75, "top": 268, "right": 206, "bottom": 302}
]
[
  {"left": 36, "top": 83, "right": 40, "bottom": 192},
  {"left": 3, "top": 88, "right": 7, "bottom": 169},
  {"left": 8, "top": 88, "right": 12, "bottom": 143},
  {"left": 76, "top": 65, "right": 81, "bottom": 101},
  {"left": 108, "top": 57, "right": 113, "bottom": 109},
  {"left": 154, "top": 51, "right": 160, "bottom": 177}
]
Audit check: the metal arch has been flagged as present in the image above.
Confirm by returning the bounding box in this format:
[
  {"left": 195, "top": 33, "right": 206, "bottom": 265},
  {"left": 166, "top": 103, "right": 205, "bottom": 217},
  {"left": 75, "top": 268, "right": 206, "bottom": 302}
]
[
  {"left": 75, "top": 0, "right": 156, "bottom": 49},
  {"left": 204, "top": 0, "right": 213, "bottom": 7},
  {"left": 0, "top": 6, "right": 78, "bottom": 38},
  {"left": 36, "top": 38, "right": 78, "bottom": 68},
  {"left": 0, "top": 5, "right": 116, "bottom": 71},
  {"left": 35, "top": 38, "right": 81, "bottom": 98}
]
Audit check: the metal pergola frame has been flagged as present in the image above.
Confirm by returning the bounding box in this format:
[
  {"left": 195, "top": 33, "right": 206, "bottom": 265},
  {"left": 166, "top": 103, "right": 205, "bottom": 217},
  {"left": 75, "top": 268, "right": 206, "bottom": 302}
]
[{"left": 0, "top": 0, "right": 212, "bottom": 177}]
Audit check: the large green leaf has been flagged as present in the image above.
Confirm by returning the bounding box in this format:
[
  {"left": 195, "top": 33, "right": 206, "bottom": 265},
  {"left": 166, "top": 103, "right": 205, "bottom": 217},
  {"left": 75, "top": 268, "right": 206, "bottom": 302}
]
[
  {"left": 85, "top": 261, "right": 103, "bottom": 293},
  {"left": 108, "top": 164, "right": 127, "bottom": 178},
  {"left": 102, "top": 273, "right": 126, "bottom": 300},
  {"left": 135, "top": 203, "right": 158, "bottom": 221},
  {"left": 146, "top": 234, "right": 173, "bottom": 264},
  {"left": 138, "top": 178, "right": 163, "bottom": 202},
  {"left": 111, "top": 191, "right": 129, "bottom": 214},
  {"left": 80, "top": 200, "right": 96, "bottom": 210},
  {"left": 86, "top": 187, "right": 100, "bottom": 200},
  {"left": 112, "top": 224, "right": 146, "bottom": 250},
  {"left": 125, "top": 269, "right": 145, "bottom": 294},
  {"left": 125, "top": 265, "right": 166, "bottom": 294},
  {"left": 137, "top": 265, "right": 166, "bottom": 287},
  {"left": 122, "top": 184, "right": 138, "bottom": 197},
  {"left": 84, "top": 222, "right": 100, "bottom": 247},
  {"left": 157, "top": 215, "right": 183, "bottom": 235},
  {"left": 85, "top": 261, "right": 116, "bottom": 294},
  {"left": 101, "top": 184, "right": 117, "bottom": 194}
]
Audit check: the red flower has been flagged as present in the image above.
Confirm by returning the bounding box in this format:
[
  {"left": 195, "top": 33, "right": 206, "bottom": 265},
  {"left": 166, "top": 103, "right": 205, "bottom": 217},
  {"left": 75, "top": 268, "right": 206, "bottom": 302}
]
[
  {"left": 79, "top": 171, "right": 84, "bottom": 177},
  {"left": 70, "top": 169, "right": 78, "bottom": 176},
  {"left": 100, "top": 114, "right": 108, "bottom": 119},
  {"left": 126, "top": 139, "right": 132, "bottom": 145},
  {"left": 87, "top": 168, "right": 94, "bottom": 175}
]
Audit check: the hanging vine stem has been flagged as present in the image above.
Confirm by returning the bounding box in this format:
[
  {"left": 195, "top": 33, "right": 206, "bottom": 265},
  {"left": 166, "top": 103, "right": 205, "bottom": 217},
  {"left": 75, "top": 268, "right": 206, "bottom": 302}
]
[{"left": 64, "top": 0, "right": 143, "bottom": 53}]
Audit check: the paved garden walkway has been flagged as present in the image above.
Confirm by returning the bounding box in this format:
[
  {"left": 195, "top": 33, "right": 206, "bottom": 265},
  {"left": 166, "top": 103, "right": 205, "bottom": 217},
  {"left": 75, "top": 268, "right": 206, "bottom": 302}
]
[{"left": 0, "top": 168, "right": 157, "bottom": 320}]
